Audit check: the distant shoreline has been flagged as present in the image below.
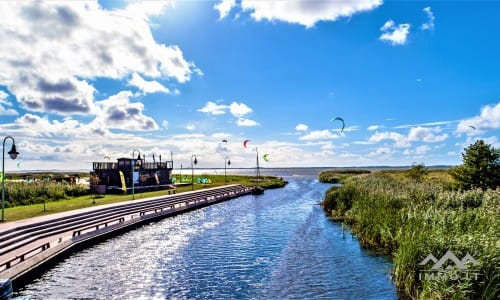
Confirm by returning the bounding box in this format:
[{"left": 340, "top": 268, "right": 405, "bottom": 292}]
[{"left": 5, "top": 165, "right": 454, "bottom": 175}]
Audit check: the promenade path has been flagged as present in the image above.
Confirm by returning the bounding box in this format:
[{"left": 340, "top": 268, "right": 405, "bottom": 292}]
[{"left": 0, "top": 185, "right": 252, "bottom": 284}]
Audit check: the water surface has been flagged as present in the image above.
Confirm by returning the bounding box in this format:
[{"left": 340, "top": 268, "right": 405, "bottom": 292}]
[{"left": 18, "top": 170, "right": 397, "bottom": 299}]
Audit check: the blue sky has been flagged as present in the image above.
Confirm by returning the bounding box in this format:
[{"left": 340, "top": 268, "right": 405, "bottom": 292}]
[{"left": 0, "top": 0, "right": 499, "bottom": 171}]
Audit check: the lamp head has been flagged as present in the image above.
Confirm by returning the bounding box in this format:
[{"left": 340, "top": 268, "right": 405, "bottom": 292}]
[{"left": 8, "top": 144, "right": 19, "bottom": 160}]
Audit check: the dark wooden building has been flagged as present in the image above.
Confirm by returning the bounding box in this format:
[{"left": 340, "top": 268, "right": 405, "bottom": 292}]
[{"left": 91, "top": 157, "right": 174, "bottom": 194}]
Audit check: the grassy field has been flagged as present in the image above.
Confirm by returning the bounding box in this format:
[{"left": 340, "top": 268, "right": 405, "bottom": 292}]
[
  {"left": 320, "top": 169, "right": 499, "bottom": 299},
  {"left": 2, "top": 174, "right": 287, "bottom": 223}
]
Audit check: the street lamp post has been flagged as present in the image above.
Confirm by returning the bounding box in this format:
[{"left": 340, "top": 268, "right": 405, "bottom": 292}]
[
  {"left": 2, "top": 136, "right": 19, "bottom": 222},
  {"left": 191, "top": 155, "right": 197, "bottom": 191},
  {"left": 224, "top": 157, "right": 231, "bottom": 183},
  {"left": 131, "top": 149, "right": 140, "bottom": 200}
]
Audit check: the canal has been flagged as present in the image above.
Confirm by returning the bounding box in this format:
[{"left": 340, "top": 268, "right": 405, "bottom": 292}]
[{"left": 16, "top": 170, "right": 397, "bottom": 299}]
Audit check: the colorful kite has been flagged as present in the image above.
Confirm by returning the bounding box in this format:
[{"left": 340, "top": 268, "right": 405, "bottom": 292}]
[
  {"left": 243, "top": 139, "right": 250, "bottom": 148},
  {"left": 263, "top": 154, "right": 270, "bottom": 162}
]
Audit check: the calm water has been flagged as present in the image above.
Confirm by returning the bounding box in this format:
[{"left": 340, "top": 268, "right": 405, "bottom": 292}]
[{"left": 17, "top": 169, "right": 397, "bottom": 299}]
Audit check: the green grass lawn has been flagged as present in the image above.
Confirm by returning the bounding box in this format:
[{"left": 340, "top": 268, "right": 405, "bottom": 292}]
[{"left": 3, "top": 174, "right": 286, "bottom": 223}]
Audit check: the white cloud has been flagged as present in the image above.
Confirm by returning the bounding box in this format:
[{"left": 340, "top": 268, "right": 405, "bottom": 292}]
[
  {"left": 198, "top": 101, "right": 228, "bottom": 115},
  {"left": 217, "top": 0, "right": 384, "bottom": 28},
  {"left": 408, "top": 126, "right": 448, "bottom": 143},
  {"left": 0, "top": 1, "right": 198, "bottom": 116},
  {"left": 421, "top": 7, "right": 435, "bottom": 31},
  {"left": 93, "top": 91, "right": 158, "bottom": 131},
  {"left": 296, "top": 123, "right": 309, "bottom": 131},
  {"left": 237, "top": 117, "right": 259, "bottom": 127},
  {"left": 456, "top": 102, "right": 500, "bottom": 135},
  {"left": 0, "top": 90, "right": 18, "bottom": 115},
  {"left": 369, "top": 131, "right": 410, "bottom": 147},
  {"left": 415, "top": 145, "right": 431, "bottom": 155},
  {"left": 128, "top": 73, "right": 169, "bottom": 94},
  {"left": 369, "top": 126, "right": 448, "bottom": 148},
  {"left": 229, "top": 102, "right": 253, "bottom": 117},
  {"left": 300, "top": 129, "right": 339, "bottom": 141},
  {"left": 367, "top": 125, "right": 380, "bottom": 131},
  {"left": 161, "top": 120, "right": 169, "bottom": 130},
  {"left": 379, "top": 20, "right": 410, "bottom": 46},
  {"left": 369, "top": 146, "right": 393, "bottom": 156},
  {"left": 214, "top": 0, "right": 236, "bottom": 20},
  {"left": 198, "top": 101, "right": 253, "bottom": 118}
]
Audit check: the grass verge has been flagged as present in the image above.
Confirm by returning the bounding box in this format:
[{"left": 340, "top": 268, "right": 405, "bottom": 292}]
[{"left": 3, "top": 174, "right": 286, "bottom": 223}]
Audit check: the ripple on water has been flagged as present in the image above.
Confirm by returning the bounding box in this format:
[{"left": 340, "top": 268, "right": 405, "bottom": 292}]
[{"left": 17, "top": 177, "right": 396, "bottom": 299}]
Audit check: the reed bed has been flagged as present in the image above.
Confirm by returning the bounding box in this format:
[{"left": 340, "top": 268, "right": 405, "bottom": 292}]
[
  {"left": 2, "top": 181, "right": 90, "bottom": 208},
  {"left": 321, "top": 172, "right": 499, "bottom": 299}
]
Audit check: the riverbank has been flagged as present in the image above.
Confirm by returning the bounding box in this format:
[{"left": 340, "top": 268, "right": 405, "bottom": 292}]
[
  {"left": 319, "top": 169, "right": 499, "bottom": 299},
  {"left": 2, "top": 174, "right": 287, "bottom": 223}
]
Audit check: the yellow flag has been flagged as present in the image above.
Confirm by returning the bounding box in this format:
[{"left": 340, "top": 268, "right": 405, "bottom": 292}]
[{"left": 119, "top": 171, "right": 127, "bottom": 192}]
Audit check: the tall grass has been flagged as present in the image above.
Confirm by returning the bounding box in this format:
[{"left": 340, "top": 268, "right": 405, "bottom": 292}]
[
  {"left": 2, "top": 181, "right": 90, "bottom": 208},
  {"left": 321, "top": 172, "right": 500, "bottom": 299}
]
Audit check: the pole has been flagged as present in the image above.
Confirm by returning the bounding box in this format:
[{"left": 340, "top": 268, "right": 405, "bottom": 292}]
[
  {"left": 2, "top": 136, "right": 19, "bottom": 222},
  {"left": 1, "top": 140, "right": 5, "bottom": 222},
  {"left": 131, "top": 149, "right": 140, "bottom": 200},
  {"left": 224, "top": 157, "right": 230, "bottom": 184},
  {"left": 191, "top": 155, "right": 197, "bottom": 191}
]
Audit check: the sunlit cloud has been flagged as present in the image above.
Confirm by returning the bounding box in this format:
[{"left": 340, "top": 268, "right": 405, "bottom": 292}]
[{"left": 379, "top": 20, "right": 410, "bottom": 46}]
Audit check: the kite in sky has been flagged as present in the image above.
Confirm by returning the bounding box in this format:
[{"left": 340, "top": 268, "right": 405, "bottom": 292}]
[
  {"left": 243, "top": 139, "right": 250, "bottom": 148},
  {"left": 331, "top": 117, "right": 345, "bottom": 134},
  {"left": 263, "top": 154, "right": 270, "bottom": 162}
]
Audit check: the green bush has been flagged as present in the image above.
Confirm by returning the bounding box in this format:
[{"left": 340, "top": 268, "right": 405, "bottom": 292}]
[{"left": 3, "top": 181, "right": 90, "bottom": 208}]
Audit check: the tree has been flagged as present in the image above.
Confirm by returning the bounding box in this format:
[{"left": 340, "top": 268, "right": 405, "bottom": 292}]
[
  {"left": 449, "top": 140, "right": 500, "bottom": 190},
  {"left": 407, "top": 162, "right": 429, "bottom": 182}
]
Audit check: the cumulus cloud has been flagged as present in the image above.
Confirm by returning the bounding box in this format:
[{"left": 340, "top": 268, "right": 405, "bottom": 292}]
[
  {"left": 214, "top": 0, "right": 236, "bottom": 20},
  {"left": 379, "top": 20, "right": 410, "bottom": 46},
  {"left": 198, "top": 101, "right": 228, "bottom": 115},
  {"left": 369, "top": 126, "right": 448, "bottom": 147},
  {"left": 0, "top": 1, "right": 198, "bottom": 115},
  {"left": 369, "top": 131, "right": 410, "bottom": 147},
  {"left": 299, "top": 129, "right": 339, "bottom": 141},
  {"left": 237, "top": 117, "right": 259, "bottom": 127},
  {"left": 198, "top": 100, "right": 257, "bottom": 126},
  {"left": 198, "top": 101, "right": 253, "bottom": 117},
  {"left": 93, "top": 91, "right": 158, "bottom": 131},
  {"left": 456, "top": 102, "right": 500, "bottom": 135},
  {"left": 421, "top": 7, "right": 435, "bottom": 31},
  {"left": 215, "top": 0, "right": 382, "bottom": 28},
  {"left": 0, "top": 90, "right": 18, "bottom": 115},
  {"left": 128, "top": 73, "right": 169, "bottom": 94},
  {"left": 369, "top": 146, "right": 393, "bottom": 156},
  {"left": 229, "top": 102, "right": 253, "bottom": 116},
  {"left": 296, "top": 123, "right": 308, "bottom": 131},
  {"left": 408, "top": 126, "right": 448, "bottom": 142}
]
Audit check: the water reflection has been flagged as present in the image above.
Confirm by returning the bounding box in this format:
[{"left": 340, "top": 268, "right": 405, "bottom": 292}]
[{"left": 18, "top": 174, "right": 396, "bottom": 299}]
